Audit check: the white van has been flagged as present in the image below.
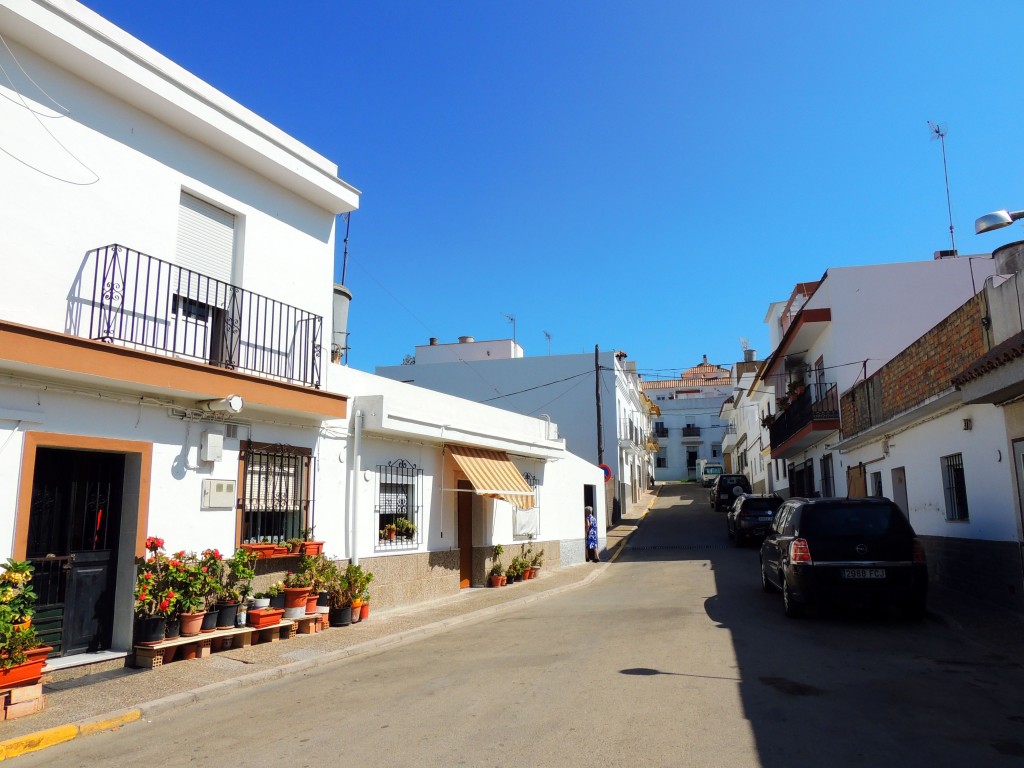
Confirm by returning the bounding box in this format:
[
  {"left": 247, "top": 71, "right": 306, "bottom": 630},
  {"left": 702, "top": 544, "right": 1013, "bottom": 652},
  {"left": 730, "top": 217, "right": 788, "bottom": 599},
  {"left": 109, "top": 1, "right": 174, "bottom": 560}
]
[{"left": 698, "top": 461, "right": 723, "bottom": 487}]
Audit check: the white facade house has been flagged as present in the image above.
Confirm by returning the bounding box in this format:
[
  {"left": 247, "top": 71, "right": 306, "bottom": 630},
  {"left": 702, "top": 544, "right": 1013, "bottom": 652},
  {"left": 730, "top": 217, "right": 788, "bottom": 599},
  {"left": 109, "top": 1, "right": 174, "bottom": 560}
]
[
  {"left": 835, "top": 241, "right": 1024, "bottom": 611},
  {"left": 642, "top": 357, "right": 731, "bottom": 482},
  {"left": 720, "top": 353, "right": 772, "bottom": 494},
  {"left": 757, "top": 257, "right": 996, "bottom": 500},
  {"left": 377, "top": 340, "right": 654, "bottom": 522},
  {"left": 0, "top": 1, "right": 603, "bottom": 667}
]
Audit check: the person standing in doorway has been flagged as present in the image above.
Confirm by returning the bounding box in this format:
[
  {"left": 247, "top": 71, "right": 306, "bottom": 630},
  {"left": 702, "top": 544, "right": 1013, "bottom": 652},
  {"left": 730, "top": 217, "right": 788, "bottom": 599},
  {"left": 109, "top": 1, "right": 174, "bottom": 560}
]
[{"left": 585, "top": 505, "right": 600, "bottom": 562}]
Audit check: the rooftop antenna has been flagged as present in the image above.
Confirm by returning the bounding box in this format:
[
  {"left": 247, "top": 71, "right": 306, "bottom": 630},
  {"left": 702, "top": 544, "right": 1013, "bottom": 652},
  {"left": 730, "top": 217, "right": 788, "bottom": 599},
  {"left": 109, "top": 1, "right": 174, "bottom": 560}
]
[
  {"left": 543, "top": 330, "right": 552, "bottom": 355},
  {"left": 927, "top": 121, "right": 956, "bottom": 253},
  {"left": 339, "top": 212, "right": 352, "bottom": 284},
  {"left": 501, "top": 312, "right": 516, "bottom": 346}
]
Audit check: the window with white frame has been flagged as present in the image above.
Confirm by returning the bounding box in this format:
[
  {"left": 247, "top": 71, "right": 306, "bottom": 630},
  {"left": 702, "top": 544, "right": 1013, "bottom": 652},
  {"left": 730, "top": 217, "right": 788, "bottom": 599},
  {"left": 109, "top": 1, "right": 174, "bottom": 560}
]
[
  {"left": 820, "top": 454, "right": 834, "bottom": 497},
  {"left": 941, "top": 453, "right": 969, "bottom": 521}
]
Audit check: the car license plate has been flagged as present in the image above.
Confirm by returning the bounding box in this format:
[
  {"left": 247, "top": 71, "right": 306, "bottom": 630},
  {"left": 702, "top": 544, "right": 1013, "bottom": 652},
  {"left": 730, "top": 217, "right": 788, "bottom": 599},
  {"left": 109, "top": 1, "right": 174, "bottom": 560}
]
[
  {"left": 719, "top": 494, "right": 729, "bottom": 500},
  {"left": 842, "top": 568, "right": 885, "bottom": 579},
  {"left": 758, "top": 516, "right": 772, "bottom": 522}
]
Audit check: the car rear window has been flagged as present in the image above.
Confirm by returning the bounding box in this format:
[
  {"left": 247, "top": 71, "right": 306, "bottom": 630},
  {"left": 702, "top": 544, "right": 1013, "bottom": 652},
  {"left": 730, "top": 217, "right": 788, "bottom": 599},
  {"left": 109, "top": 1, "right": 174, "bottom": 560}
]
[
  {"left": 742, "top": 498, "right": 782, "bottom": 513},
  {"left": 799, "top": 503, "right": 911, "bottom": 538},
  {"left": 720, "top": 477, "right": 749, "bottom": 489}
]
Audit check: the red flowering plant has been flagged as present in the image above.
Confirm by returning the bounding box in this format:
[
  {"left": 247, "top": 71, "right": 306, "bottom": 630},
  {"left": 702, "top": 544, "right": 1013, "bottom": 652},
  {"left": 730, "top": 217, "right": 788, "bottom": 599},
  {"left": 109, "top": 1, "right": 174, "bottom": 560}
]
[
  {"left": 134, "top": 537, "right": 177, "bottom": 618},
  {"left": 199, "top": 548, "right": 226, "bottom": 609},
  {"left": 165, "top": 551, "right": 208, "bottom": 615}
]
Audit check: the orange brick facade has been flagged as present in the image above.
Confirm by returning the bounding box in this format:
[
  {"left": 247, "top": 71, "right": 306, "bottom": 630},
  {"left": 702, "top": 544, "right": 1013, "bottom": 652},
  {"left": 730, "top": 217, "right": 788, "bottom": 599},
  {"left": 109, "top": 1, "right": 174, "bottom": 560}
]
[{"left": 841, "top": 295, "right": 987, "bottom": 438}]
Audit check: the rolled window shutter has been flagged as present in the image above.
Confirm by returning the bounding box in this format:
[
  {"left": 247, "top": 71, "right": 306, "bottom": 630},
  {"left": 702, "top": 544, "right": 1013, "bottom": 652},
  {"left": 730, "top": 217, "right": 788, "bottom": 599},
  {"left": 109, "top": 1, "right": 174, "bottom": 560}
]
[{"left": 176, "top": 192, "right": 235, "bottom": 284}]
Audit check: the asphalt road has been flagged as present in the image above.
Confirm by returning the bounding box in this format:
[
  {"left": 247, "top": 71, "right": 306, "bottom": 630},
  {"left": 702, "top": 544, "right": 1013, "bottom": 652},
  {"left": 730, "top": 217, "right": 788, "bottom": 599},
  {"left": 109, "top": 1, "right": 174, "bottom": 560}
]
[{"left": 21, "top": 483, "right": 1024, "bottom": 767}]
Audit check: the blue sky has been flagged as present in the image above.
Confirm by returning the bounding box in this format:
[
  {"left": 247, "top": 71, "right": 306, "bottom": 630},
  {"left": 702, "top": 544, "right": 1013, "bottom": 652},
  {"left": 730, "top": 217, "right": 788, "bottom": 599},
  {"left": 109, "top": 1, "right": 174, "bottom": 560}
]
[{"left": 81, "top": 1, "right": 1024, "bottom": 378}]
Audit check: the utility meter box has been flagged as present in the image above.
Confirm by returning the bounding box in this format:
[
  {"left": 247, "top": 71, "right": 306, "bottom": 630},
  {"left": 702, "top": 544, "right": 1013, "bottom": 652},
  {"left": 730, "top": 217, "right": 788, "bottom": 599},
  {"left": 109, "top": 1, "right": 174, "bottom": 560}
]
[
  {"left": 202, "top": 479, "right": 236, "bottom": 510},
  {"left": 200, "top": 431, "right": 223, "bottom": 462}
]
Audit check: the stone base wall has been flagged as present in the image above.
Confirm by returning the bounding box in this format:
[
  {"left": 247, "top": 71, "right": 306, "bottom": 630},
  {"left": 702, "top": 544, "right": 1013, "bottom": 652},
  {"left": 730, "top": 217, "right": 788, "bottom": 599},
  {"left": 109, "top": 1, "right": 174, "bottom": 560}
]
[
  {"left": 244, "top": 539, "right": 566, "bottom": 611},
  {"left": 920, "top": 535, "right": 1024, "bottom": 613},
  {"left": 472, "top": 540, "right": 561, "bottom": 587}
]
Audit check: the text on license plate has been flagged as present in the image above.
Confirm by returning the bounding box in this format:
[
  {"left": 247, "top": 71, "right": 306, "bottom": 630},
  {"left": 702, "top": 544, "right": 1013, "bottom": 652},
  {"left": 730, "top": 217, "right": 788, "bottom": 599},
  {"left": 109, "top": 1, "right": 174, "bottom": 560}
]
[{"left": 842, "top": 568, "right": 885, "bottom": 579}]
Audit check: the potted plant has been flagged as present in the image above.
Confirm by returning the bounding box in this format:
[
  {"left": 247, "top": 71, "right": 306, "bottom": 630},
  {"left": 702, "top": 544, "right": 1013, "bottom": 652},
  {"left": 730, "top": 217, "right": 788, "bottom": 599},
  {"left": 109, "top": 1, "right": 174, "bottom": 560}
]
[
  {"left": 530, "top": 547, "right": 544, "bottom": 576},
  {"left": 395, "top": 517, "right": 416, "bottom": 540},
  {"left": 300, "top": 526, "right": 324, "bottom": 556},
  {"left": 286, "top": 537, "right": 303, "bottom": 554},
  {"left": 133, "top": 537, "right": 177, "bottom": 644},
  {"left": 167, "top": 550, "right": 207, "bottom": 636},
  {"left": 382, "top": 523, "right": 397, "bottom": 542},
  {"left": 224, "top": 548, "right": 259, "bottom": 626},
  {"left": 0, "top": 559, "right": 51, "bottom": 687},
  {"left": 282, "top": 570, "right": 312, "bottom": 619},
  {"left": 489, "top": 544, "right": 504, "bottom": 587},
  {"left": 265, "top": 581, "right": 286, "bottom": 610},
  {"left": 199, "top": 548, "right": 225, "bottom": 632},
  {"left": 321, "top": 561, "right": 351, "bottom": 627}
]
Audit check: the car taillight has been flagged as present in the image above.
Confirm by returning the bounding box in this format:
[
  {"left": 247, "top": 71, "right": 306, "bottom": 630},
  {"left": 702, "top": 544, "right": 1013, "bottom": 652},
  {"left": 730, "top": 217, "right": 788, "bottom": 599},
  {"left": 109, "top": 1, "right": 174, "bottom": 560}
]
[
  {"left": 913, "top": 538, "right": 926, "bottom": 564},
  {"left": 790, "top": 538, "right": 812, "bottom": 564}
]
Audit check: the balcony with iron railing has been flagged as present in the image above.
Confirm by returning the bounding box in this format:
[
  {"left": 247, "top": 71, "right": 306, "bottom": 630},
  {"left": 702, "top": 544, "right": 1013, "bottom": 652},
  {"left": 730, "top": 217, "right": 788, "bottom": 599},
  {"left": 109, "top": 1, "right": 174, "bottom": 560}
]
[
  {"left": 74, "top": 244, "right": 323, "bottom": 388},
  {"left": 768, "top": 382, "right": 840, "bottom": 458}
]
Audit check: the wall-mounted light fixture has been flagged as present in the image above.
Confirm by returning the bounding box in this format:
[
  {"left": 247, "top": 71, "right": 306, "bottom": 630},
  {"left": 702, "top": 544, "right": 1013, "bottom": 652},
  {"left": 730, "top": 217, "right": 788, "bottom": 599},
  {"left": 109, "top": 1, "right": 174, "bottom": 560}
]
[{"left": 199, "top": 395, "right": 244, "bottom": 414}]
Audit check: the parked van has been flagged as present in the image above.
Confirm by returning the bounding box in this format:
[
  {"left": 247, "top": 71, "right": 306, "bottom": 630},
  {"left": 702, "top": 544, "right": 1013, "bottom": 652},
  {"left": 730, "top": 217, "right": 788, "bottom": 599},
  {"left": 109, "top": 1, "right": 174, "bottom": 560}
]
[{"left": 698, "top": 460, "right": 724, "bottom": 487}]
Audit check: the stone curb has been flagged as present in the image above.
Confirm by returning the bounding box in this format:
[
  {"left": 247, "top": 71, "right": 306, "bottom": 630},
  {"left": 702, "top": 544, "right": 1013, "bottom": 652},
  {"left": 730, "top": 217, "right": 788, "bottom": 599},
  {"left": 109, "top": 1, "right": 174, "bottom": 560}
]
[{"left": 0, "top": 565, "right": 608, "bottom": 760}]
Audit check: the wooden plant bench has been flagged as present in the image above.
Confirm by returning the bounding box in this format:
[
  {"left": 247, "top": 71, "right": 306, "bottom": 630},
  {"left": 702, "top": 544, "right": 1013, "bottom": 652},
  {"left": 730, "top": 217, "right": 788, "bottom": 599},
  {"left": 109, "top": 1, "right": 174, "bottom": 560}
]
[{"left": 132, "top": 621, "right": 294, "bottom": 669}]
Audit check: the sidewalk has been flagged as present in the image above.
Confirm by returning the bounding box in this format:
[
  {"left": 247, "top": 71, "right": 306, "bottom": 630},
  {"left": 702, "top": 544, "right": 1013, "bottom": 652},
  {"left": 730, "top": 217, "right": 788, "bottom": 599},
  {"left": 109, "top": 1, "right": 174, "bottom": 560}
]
[{"left": 0, "top": 561, "right": 607, "bottom": 758}]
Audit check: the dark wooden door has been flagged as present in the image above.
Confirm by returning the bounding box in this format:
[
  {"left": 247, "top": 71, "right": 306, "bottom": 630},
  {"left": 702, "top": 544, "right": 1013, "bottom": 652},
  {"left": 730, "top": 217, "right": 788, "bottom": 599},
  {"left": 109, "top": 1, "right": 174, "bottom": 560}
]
[
  {"left": 457, "top": 480, "right": 472, "bottom": 589},
  {"left": 27, "top": 449, "right": 124, "bottom": 656}
]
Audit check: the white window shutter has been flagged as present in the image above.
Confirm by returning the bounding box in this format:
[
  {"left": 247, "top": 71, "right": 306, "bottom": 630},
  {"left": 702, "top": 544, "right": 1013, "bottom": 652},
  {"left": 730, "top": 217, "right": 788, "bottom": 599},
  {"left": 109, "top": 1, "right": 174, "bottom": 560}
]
[{"left": 176, "top": 192, "right": 235, "bottom": 284}]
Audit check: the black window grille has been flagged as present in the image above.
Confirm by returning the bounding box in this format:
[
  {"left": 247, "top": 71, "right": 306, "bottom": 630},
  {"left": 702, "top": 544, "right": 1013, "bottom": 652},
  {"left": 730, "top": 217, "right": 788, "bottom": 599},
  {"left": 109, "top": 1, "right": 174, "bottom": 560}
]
[
  {"left": 941, "top": 453, "right": 969, "bottom": 521},
  {"left": 240, "top": 443, "right": 314, "bottom": 543},
  {"left": 375, "top": 460, "right": 422, "bottom": 550},
  {"left": 820, "top": 454, "right": 835, "bottom": 497}
]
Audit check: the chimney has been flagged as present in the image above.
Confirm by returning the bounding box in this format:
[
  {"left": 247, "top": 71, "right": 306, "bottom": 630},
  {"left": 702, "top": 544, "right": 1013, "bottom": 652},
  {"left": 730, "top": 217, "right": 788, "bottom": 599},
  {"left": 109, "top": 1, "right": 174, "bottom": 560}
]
[
  {"left": 458, "top": 336, "right": 475, "bottom": 344},
  {"left": 331, "top": 284, "right": 352, "bottom": 364},
  {"left": 744, "top": 349, "right": 756, "bottom": 363},
  {"left": 702, "top": 354, "right": 708, "bottom": 365},
  {"left": 934, "top": 249, "right": 958, "bottom": 260},
  {"left": 429, "top": 337, "right": 438, "bottom": 345}
]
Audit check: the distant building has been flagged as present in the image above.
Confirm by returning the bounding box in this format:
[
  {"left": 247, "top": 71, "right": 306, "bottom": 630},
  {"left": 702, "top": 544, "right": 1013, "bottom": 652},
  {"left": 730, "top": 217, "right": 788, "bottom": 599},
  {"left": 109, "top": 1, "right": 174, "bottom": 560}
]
[
  {"left": 642, "top": 356, "right": 731, "bottom": 482},
  {"left": 720, "top": 351, "right": 772, "bottom": 493},
  {"left": 377, "top": 339, "right": 656, "bottom": 523}
]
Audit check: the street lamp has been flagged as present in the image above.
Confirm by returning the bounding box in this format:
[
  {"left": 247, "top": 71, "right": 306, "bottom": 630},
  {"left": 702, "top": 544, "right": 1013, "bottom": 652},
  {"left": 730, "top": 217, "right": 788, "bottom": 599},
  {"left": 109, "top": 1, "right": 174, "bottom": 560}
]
[{"left": 975, "top": 209, "right": 1024, "bottom": 235}]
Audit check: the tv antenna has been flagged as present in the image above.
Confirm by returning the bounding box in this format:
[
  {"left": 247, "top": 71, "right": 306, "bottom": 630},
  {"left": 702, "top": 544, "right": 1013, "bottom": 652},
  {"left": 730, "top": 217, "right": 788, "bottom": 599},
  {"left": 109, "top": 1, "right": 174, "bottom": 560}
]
[
  {"left": 501, "top": 312, "right": 516, "bottom": 346},
  {"left": 543, "top": 330, "right": 552, "bottom": 355},
  {"left": 927, "top": 121, "right": 956, "bottom": 253}
]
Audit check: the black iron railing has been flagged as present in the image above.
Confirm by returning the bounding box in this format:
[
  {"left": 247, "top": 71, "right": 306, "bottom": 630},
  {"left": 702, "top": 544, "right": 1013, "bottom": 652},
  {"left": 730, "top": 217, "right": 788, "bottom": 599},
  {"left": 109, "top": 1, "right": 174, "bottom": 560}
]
[
  {"left": 82, "top": 244, "right": 322, "bottom": 388},
  {"left": 770, "top": 382, "right": 839, "bottom": 448},
  {"left": 682, "top": 426, "right": 701, "bottom": 437}
]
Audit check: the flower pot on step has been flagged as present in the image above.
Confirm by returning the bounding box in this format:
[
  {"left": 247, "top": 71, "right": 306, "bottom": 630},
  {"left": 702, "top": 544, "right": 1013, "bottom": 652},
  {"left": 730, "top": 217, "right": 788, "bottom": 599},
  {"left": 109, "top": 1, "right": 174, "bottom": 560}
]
[
  {"left": 134, "top": 616, "right": 165, "bottom": 646},
  {"left": 179, "top": 611, "right": 205, "bottom": 637}
]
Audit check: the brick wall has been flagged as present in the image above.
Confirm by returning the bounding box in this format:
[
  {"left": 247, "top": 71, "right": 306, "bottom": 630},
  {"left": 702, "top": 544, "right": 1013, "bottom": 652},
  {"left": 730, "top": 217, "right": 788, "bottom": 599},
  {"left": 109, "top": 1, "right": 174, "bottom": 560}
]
[{"left": 841, "top": 295, "right": 986, "bottom": 438}]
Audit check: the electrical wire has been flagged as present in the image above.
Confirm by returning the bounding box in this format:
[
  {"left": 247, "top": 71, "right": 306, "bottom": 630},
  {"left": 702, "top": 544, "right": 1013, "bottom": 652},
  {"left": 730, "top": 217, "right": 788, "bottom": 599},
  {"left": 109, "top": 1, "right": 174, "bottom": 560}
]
[
  {"left": 0, "top": 31, "right": 70, "bottom": 117},
  {"left": 480, "top": 370, "right": 593, "bottom": 403}
]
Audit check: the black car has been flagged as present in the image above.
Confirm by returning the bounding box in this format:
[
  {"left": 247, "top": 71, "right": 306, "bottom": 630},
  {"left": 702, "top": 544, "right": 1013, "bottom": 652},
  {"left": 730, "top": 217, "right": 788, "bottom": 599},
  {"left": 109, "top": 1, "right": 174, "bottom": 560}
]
[
  {"left": 727, "top": 494, "right": 783, "bottom": 545},
  {"left": 709, "top": 474, "right": 752, "bottom": 511},
  {"left": 759, "top": 497, "right": 928, "bottom": 619}
]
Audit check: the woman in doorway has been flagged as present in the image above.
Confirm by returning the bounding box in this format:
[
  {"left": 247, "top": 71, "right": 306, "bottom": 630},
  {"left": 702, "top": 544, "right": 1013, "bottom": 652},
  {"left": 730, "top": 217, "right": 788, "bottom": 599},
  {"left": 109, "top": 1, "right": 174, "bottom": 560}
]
[{"left": 585, "top": 505, "right": 599, "bottom": 562}]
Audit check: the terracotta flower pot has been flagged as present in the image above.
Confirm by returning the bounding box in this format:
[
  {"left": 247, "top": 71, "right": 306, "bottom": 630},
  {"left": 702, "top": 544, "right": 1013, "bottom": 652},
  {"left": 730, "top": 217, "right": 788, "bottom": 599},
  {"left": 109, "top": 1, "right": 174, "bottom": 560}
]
[
  {"left": 0, "top": 646, "right": 52, "bottom": 688},
  {"left": 283, "top": 587, "right": 310, "bottom": 608},
  {"left": 179, "top": 611, "right": 205, "bottom": 637},
  {"left": 360, "top": 603, "right": 370, "bottom": 620},
  {"left": 247, "top": 608, "right": 285, "bottom": 629},
  {"left": 490, "top": 575, "right": 502, "bottom": 587},
  {"left": 304, "top": 593, "right": 320, "bottom": 615}
]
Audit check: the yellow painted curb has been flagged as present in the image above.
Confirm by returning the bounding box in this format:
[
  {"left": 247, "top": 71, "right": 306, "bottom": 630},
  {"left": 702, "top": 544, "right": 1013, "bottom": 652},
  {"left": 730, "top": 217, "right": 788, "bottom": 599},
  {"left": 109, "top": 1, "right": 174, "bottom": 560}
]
[
  {"left": 0, "top": 724, "right": 78, "bottom": 760},
  {"left": 79, "top": 709, "right": 141, "bottom": 736}
]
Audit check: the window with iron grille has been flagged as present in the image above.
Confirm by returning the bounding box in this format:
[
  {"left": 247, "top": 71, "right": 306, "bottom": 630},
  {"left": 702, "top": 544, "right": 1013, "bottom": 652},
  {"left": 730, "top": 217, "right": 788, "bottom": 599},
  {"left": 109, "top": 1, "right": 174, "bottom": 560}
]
[
  {"left": 820, "top": 454, "right": 834, "bottom": 497},
  {"left": 241, "top": 443, "right": 313, "bottom": 544},
  {"left": 657, "top": 448, "right": 667, "bottom": 468},
  {"left": 941, "top": 453, "right": 969, "bottom": 521},
  {"left": 375, "top": 460, "right": 422, "bottom": 550}
]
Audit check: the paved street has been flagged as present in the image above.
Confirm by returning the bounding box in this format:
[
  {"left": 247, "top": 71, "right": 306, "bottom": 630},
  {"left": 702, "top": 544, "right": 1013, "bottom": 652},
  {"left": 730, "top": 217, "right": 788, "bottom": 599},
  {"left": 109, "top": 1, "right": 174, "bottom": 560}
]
[{"left": 17, "top": 483, "right": 1024, "bottom": 767}]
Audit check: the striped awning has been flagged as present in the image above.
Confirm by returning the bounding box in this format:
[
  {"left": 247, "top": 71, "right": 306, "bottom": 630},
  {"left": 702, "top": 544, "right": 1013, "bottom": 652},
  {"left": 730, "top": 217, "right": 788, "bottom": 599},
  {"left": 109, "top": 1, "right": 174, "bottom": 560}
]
[{"left": 446, "top": 445, "right": 535, "bottom": 510}]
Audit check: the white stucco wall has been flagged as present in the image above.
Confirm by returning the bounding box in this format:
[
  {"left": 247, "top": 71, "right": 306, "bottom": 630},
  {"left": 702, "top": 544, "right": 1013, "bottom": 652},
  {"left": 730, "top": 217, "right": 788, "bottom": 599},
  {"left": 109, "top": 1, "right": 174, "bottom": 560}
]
[
  {"left": 840, "top": 405, "right": 1015, "bottom": 541},
  {"left": 0, "top": 3, "right": 349, "bottom": 350}
]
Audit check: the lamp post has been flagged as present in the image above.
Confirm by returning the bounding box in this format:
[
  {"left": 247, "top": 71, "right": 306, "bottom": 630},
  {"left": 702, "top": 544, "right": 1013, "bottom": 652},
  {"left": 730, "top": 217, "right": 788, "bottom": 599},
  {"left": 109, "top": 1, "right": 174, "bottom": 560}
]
[{"left": 975, "top": 209, "right": 1024, "bottom": 235}]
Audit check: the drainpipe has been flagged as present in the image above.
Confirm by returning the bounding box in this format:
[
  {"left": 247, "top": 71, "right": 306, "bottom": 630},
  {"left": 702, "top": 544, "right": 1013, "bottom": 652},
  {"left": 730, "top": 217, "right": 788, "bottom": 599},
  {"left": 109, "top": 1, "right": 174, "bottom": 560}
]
[{"left": 351, "top": 410, "right": 363, "bottom": 566}]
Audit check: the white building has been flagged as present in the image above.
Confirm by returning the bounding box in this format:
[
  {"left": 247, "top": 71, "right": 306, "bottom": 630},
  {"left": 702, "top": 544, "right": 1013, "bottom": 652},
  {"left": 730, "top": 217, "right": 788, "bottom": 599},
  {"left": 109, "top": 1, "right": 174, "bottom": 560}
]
[
  {"left": 642, "top": 356, "right": 731, "bottom": 482},
  {"left": 377, "top": 339, "right": 655, "bottom": 522},
  {"left": 0, "top": 1, "right": 603, "bottom": 667},
  {"left": 757, "top": 257, "right": 996, "bottom": 499},
  {"left": 720, "top": 352, "right": 772, "bottom": 494},
  {"left": 835, "top": 241, "right": 1024, "bottom": 611}
]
